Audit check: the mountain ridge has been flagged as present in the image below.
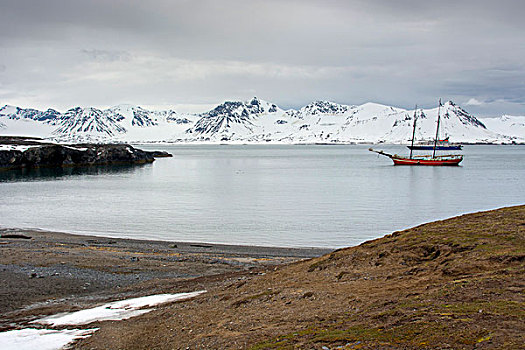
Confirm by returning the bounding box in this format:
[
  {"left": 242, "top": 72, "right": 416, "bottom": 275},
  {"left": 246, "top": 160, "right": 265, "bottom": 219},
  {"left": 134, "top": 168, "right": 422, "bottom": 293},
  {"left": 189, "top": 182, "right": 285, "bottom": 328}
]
[{"left": 0, "top": 99, "right": 523, "bottom": 144}]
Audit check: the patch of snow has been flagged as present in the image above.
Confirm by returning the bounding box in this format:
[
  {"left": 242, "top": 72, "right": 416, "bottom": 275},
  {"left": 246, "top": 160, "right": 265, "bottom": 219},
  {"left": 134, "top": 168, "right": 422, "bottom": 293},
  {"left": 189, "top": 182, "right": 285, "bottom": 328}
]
[
  {"left": 34, "top": 291, "right": 206, "bottom": 326},
  {"left": 482, "top": 115, "right": 525, "bottom": 139},
  {"left": 62, "top": 146, "right": 89, "bottom": 151},
  {"left": 0, "top": 328, "right": 97, "bottom": 350},
  {"left": 0, "top": 145, "right": 35, "bottom": 152},
  {"left": 0, "top": 115, "right": 56, "bottom": 138}
]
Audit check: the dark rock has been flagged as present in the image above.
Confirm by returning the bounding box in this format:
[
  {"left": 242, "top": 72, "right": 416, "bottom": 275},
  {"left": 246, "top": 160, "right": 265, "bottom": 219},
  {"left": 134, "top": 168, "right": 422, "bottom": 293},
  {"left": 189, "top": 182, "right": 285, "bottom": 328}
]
[
  {"left": 190, "top": 244, "right": 213, "bottom": 248},
  {"left": 0, "top": 234, "right": 31, "bottom": 239},
  {"left": 147, "top": 150, "right": 173, "bottom": 158},
  {"left": 0, "top": 141, "right": 159, "bottom": 170}
]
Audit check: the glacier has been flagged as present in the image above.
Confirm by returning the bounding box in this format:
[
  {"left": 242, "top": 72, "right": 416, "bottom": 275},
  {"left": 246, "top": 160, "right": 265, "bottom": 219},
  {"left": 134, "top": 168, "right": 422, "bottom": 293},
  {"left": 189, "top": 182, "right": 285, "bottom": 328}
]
[{"left": 0, "top": 97, "right": 523, "bottom": 144}]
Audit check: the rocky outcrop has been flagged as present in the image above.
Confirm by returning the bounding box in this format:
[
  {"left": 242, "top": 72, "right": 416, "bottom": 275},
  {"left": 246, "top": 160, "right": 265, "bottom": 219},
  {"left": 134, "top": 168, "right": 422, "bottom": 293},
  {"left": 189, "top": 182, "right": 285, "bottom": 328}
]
[
  {"left": 0, "top": 137, "right": 169, "bottom": 170},
  {"left": 146, "top": 150, "right": 173, "bottom": 158}
]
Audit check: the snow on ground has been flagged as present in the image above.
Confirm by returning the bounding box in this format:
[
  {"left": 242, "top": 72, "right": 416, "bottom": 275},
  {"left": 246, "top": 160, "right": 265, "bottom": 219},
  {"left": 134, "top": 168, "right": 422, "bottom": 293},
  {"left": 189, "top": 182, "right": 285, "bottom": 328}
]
[
  {"left": 482, "top": 115, "right": 525, "bottom": 139},
  {"left": 34, "top": 291, "right": 206, "bottom": 326},
  {"left": 0, "top": 328, "right": 98, "bottom": 350},
  {"left": 0, "top": 117, "right": 56, "bottom": 138},
  {"left": 62, "top": 145, "right": 88, "bottom": 151},
  {"left": 0, "top": 144, "right": 36, "bottom": 151},
  {"left": 1, "top": 291, "right": 206, "bottom": 350}
]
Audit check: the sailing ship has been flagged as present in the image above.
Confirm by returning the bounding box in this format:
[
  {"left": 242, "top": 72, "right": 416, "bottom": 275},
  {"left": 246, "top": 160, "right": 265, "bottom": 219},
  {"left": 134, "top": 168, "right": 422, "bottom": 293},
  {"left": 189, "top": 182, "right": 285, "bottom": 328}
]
[{"left": 369, "top": 101, "right": 463, "bottom": 166}]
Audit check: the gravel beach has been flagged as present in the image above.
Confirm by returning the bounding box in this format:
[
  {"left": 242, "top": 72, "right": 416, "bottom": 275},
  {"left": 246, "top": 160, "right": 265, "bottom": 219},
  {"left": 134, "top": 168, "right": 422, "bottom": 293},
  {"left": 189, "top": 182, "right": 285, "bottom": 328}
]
[{"left": 0, "top": 228, "right": 331, "bottom": 331}]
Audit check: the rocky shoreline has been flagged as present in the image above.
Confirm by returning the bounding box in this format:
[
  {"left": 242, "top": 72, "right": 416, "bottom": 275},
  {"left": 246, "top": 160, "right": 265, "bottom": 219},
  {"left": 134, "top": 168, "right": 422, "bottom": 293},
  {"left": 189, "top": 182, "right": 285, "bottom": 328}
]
[{"left": 0, "top": 136, "right": 171, "bottom": 170}]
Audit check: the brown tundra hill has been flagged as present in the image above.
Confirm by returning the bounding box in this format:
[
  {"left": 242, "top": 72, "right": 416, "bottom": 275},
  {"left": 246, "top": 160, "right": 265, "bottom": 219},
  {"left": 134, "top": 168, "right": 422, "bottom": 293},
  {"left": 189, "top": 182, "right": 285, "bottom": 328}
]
[{"left": 77, "top": 205, "right": 525, "bottom": 350}]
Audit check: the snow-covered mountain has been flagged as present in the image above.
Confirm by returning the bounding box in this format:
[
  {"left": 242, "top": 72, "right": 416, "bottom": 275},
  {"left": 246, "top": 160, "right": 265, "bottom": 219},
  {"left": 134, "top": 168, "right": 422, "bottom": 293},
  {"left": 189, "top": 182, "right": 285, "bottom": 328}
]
[
  {"left": 0, "top": 99, "right": 523, "bottom": 144},
  {"left": 105, "top": 105, "right": 158, "bottom": 128},
  {"left": 186, "top": 97, "right": 284, "bottom": 141},
  {"left": 0, "top": 104, "right": 196, "bottom": 143},
  {"left": 53, "top": 107, "right": 127, "bottom": 141},
  {"left": 339, "top": 101, "right": 497, "bottom": 144},
  {"left": 287, "top": 100, "right": 353, "bottom": 119},
  {"left": 481, "top": 115, "right": 525, "bottom": 139},
  {"left": 184, "top": 99, "right": 519, "bottom": 144},
  {"left": 0, "top": 105, "right": 57, "bottom": 137},
  {"left": 101, "top": 104, "right": 197, "bottom": 143},
  {"left": 0, "top": 105, "right": 61, "bottom": 122}
]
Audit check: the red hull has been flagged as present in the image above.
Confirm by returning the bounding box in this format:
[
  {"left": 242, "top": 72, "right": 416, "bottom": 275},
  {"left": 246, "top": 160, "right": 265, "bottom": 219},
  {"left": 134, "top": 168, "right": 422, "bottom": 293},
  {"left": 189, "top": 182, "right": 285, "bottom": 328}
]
[{"left": 392, "top": 156, "right": 462, "bottom": 166}]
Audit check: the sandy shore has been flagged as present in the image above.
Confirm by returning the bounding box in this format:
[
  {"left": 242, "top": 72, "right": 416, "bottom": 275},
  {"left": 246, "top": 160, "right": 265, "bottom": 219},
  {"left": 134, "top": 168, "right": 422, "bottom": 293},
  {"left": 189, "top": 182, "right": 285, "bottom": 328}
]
[{"left": 0, "top": 227, "right": 331, "bottom": 330}]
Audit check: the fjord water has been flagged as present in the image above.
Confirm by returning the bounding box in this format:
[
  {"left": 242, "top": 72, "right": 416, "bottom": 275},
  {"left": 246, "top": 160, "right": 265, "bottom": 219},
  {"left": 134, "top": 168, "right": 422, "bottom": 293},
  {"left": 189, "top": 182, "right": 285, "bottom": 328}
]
[{"left": 0, "top": 145, "right": 523, "bottom": 248}]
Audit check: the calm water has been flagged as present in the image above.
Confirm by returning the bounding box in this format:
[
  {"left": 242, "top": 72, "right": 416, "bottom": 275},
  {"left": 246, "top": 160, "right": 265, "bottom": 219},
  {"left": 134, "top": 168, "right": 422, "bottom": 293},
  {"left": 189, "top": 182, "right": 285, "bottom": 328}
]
[{"left": 0, "top": 145, "right": 523, "bottom": 248}]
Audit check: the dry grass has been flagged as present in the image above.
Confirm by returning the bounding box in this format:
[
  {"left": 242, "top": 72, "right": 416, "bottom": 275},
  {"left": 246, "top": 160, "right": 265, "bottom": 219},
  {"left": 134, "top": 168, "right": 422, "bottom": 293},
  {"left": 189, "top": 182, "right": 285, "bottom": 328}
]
[{"left": 75, "top": 206, "right": 525, "bottom": 349}]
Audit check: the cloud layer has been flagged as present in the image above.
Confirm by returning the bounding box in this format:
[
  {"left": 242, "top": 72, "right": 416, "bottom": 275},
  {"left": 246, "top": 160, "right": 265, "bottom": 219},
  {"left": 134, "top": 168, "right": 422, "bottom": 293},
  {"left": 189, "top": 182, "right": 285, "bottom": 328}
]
[{"left": 1, "top": 0, "right": 524, "bottom": 115}]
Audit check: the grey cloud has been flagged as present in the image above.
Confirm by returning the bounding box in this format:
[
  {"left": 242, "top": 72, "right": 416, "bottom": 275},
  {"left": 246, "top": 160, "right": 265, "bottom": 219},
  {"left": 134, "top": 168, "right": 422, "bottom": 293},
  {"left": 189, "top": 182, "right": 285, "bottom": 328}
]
[
  {"left": 443, "top": 64, "right": 525, "bottom": 103},
  {"left": 81, "top": 49, "right": 131, "bottom": 62},
  {"left": 0, "top": 0, "right": 524, "bottom": 115}
]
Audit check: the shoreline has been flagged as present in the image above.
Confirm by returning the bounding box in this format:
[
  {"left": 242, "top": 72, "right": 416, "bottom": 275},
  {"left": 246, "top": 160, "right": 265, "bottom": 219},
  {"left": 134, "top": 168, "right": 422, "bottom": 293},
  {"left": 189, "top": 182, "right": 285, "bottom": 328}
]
[
  {"left": 0, "top": 227, "right": 331, "bottom": 330},
  {"left": 77, "top": 205, "right": 525, "bottom": 349},
  {"left": 1, "top": 206, "right": 523, "bottom": 348},
  {"left": 0, "top": 226, "right": 334, "bottom": 252}
]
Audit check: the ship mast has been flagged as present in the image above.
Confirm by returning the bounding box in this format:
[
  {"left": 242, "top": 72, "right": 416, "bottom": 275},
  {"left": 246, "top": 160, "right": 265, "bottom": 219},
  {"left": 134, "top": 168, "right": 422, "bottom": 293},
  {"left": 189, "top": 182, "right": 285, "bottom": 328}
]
[
  {"left": 409, "top": 105, "right": 417, "bottom": 159},
  {"left": 432, "top": 99, "right": 442, "bottom": 158}
]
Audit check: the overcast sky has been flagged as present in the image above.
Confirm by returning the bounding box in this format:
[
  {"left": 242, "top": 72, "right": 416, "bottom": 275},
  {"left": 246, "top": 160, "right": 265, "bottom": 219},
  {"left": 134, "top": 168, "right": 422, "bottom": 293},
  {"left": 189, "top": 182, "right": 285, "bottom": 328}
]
[{"left": 1, "top": 0, "right": 524, "bottom": 116}]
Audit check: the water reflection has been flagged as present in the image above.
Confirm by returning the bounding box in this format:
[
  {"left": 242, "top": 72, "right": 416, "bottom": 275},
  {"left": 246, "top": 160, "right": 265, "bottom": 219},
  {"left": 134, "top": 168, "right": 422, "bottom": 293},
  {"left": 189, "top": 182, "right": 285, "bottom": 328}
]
[{"left": 0, "top": 164, "right": 150, "bottom": 183}]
